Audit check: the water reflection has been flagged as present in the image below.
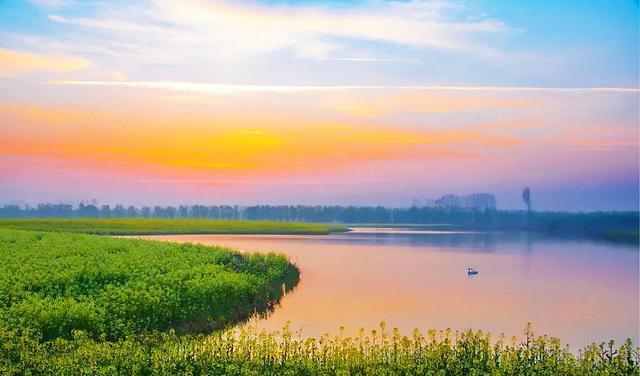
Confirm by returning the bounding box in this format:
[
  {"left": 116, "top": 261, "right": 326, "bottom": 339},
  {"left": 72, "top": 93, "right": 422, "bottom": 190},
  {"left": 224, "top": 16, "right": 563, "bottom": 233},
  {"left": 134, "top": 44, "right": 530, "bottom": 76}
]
[{"left": 139, "top": 230, "right": 639, "bottom": 349}]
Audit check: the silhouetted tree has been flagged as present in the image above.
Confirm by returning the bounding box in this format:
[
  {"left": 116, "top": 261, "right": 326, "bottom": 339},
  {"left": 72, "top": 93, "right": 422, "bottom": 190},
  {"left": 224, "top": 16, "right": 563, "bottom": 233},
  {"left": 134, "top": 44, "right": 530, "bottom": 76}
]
[
  {"left": 113, "top": 205, "right": 126, "bottom": 218},
  {"left": 126, "top": 206, "right": 137, "bottom": 217},
  {"left": 522, "top": 187, "right": 532, "bottom": 212},
  {"left": 100, "top": 205, "right": 111, "bottom": 218}
]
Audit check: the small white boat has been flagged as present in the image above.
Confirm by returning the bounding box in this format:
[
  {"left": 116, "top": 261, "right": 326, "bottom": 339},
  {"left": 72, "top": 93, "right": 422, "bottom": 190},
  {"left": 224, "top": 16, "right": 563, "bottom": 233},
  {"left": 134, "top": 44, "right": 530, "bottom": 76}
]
[{"left": 467, "top": 267, "right": 479, "bottom": 276}]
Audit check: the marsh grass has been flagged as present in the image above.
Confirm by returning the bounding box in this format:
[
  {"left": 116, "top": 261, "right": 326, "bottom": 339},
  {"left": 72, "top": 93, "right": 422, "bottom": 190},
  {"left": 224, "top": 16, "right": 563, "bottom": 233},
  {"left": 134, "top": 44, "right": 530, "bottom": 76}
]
[{"left": 0, "top": 218, "right": 348, "bottom": 235}]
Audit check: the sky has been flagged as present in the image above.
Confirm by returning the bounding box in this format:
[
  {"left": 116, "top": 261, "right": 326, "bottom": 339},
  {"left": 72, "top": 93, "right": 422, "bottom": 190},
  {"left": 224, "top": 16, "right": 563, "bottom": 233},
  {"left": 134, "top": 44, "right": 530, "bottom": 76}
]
[{"left": 0, "top": 0, "right": 638, "bottom": 210}]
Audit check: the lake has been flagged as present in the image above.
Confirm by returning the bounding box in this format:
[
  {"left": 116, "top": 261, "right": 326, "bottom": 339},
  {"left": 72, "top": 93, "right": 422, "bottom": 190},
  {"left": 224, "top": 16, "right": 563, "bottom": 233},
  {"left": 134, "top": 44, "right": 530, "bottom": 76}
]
[{"left": 139, "top": 229, "right": 639, "bottom": 349}]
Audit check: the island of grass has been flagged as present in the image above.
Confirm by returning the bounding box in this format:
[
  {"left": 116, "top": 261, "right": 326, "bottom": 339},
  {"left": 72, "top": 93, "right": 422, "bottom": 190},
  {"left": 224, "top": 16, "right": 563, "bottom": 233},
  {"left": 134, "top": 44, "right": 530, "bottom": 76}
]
[
  {"left": 0, "top": 228, "right": 299, "bottom": 341},
  {"left": 0, "top": 218, "right": 348, "bottom": 235}
]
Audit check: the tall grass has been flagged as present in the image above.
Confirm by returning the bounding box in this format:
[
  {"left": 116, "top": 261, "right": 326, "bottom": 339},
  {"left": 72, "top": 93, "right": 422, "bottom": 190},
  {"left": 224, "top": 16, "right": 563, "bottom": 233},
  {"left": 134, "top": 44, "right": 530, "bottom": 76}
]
[
  {"left": 0, "top": 218, "right": 348, "bottom": 235},
  {"left": 0, "top": 323, "right": 637, "bottom": 375}
]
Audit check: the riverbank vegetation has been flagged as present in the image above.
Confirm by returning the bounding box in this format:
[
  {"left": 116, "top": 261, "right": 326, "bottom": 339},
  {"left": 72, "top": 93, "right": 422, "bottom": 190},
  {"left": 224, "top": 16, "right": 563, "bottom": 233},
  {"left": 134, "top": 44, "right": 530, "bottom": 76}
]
[
  {"left": 602, "top": 230, "right": 640, "bottom": 244},
  {"left": 0, "top": 218, "right": 347, "bottom": 235},
  {"left": 1, "top": 323, "right": 637, "bottom": 375},
  {"left": 0, "top": 228, "right": 299, "bottom": 341},
  {"left": 0, "top": 228, "right": 637, "bottom": 374}
]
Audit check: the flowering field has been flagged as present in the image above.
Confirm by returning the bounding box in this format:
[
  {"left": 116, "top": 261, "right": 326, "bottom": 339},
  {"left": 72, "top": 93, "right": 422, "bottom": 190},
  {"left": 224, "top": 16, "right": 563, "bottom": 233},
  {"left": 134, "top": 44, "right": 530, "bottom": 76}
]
[
  {"left": 0, "top": 228, "right": 299, "bottom": 340},
  {"left": 0, "top": 218, "right": 347, "bottom": 235}
]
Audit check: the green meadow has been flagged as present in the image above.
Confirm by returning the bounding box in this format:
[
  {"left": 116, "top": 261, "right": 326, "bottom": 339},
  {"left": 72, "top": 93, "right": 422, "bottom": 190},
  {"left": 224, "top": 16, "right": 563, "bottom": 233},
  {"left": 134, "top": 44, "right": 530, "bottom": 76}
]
[
  {"left": 0, "top": 218, "right": 348, "bottom": 235},
  {"left": 0, "top": 228, "right": 299, "bottom": 341}
]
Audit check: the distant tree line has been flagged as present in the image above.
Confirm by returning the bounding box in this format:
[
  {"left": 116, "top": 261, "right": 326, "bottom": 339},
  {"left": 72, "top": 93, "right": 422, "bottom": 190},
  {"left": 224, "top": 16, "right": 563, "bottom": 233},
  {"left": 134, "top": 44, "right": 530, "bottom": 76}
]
[
  {"left": 0, "top": 203, "right": 504, "bottom": 223},
  {"left": 0, "top": 204, "right": 242, "bottom": 220},
  {"left": 0, "top": 203, "right": 638, "bottom": 236}
]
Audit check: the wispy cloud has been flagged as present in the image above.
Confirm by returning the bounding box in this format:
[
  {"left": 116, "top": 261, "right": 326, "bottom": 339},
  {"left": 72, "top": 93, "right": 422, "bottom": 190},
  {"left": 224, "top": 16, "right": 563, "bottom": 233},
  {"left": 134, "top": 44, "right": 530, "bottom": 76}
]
[
  {"left": 28, "top": 0, "right": 76, "bottom": 8},
  {"left": 0, "top": 48, "right": 89, "bottom": 78},
  {"left": 566, "top": 140, "right": 640, "bottom": 151},
  {"left": 49, "top": 80, "right": 640, "bottom": 95},
  {"left": 39, "top": 0, "right": 510, "bottom": 68}
]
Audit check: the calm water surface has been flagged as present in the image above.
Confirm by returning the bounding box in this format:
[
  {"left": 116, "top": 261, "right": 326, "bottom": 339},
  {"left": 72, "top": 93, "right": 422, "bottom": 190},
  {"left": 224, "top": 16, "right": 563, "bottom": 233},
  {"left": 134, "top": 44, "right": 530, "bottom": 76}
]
[{"left": 140, "top": 230, "right": 639, "bottom": 349}]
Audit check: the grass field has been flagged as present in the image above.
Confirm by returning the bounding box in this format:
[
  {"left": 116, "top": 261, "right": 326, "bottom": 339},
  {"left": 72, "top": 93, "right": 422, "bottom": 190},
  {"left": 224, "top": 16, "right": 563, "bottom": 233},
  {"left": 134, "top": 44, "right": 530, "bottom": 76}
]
[
  {"left": 0, "top": 218, "right": 348, "bottom": 235},
  {"left": 0, "top": 228, "right": 299, "bottom": 341}
]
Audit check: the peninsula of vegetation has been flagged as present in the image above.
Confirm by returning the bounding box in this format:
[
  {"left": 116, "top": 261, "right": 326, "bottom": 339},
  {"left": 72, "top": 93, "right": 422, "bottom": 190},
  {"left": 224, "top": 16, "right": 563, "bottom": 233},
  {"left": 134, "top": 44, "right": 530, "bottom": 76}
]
[{"left": 0, "top": 228, "right": 299, "bottom": 341}]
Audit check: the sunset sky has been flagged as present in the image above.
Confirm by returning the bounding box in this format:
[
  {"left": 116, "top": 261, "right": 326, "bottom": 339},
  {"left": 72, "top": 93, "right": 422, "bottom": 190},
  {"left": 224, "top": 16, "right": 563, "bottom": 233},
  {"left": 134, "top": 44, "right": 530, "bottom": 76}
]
[{"left": 0, "top": 0, "right": 638, "bottom": 210}]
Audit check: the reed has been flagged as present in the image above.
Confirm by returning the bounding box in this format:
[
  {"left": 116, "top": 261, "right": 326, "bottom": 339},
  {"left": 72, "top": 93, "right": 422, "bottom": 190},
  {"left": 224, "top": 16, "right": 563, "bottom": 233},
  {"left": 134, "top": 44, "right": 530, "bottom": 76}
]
[{"left": 0, "top": 323, "right": 637, "bottom": 375}]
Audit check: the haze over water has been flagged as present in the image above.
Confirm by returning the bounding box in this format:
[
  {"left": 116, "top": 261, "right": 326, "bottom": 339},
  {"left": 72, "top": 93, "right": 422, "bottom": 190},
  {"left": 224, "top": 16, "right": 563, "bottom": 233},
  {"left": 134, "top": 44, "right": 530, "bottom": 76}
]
[{"left": 142, "top": 230, "right": 639, "bottom": 349}]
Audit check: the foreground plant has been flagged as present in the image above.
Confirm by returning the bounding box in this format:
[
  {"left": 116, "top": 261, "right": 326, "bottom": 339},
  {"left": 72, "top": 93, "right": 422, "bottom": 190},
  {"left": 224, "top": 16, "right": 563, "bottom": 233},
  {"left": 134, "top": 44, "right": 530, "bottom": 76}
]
[{"left": 1, "top": 323, "right": 637, "bottom": 375}]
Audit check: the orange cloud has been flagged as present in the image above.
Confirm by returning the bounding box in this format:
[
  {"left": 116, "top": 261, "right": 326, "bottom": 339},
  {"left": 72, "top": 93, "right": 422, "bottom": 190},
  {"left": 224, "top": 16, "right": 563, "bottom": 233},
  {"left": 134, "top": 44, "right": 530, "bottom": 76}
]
[
  {"left": 329, "top": 92, "right": 531, "bottom": 116},
  {"left": 0, "top": 48, "right": 89, "bottom": 78},
  {"left": 558, "top": 126, "right": 639, "bottom": 151},
  {"left": 0, "top": 104, "right": 529, "bottom": 179},
  {"left": 565, "top": 140, "right": 639, "bottom": 150}
]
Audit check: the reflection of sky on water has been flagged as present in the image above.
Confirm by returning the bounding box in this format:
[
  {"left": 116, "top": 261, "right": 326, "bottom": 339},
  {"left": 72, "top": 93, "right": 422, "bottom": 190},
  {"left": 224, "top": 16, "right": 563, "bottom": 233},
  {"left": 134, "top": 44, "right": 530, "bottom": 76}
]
[
  {"left": 140, "top": 231, "right": 639, "bottom": 350},
  {"left": 228, "top": 230, "right": 638, "bottom": 254}
]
